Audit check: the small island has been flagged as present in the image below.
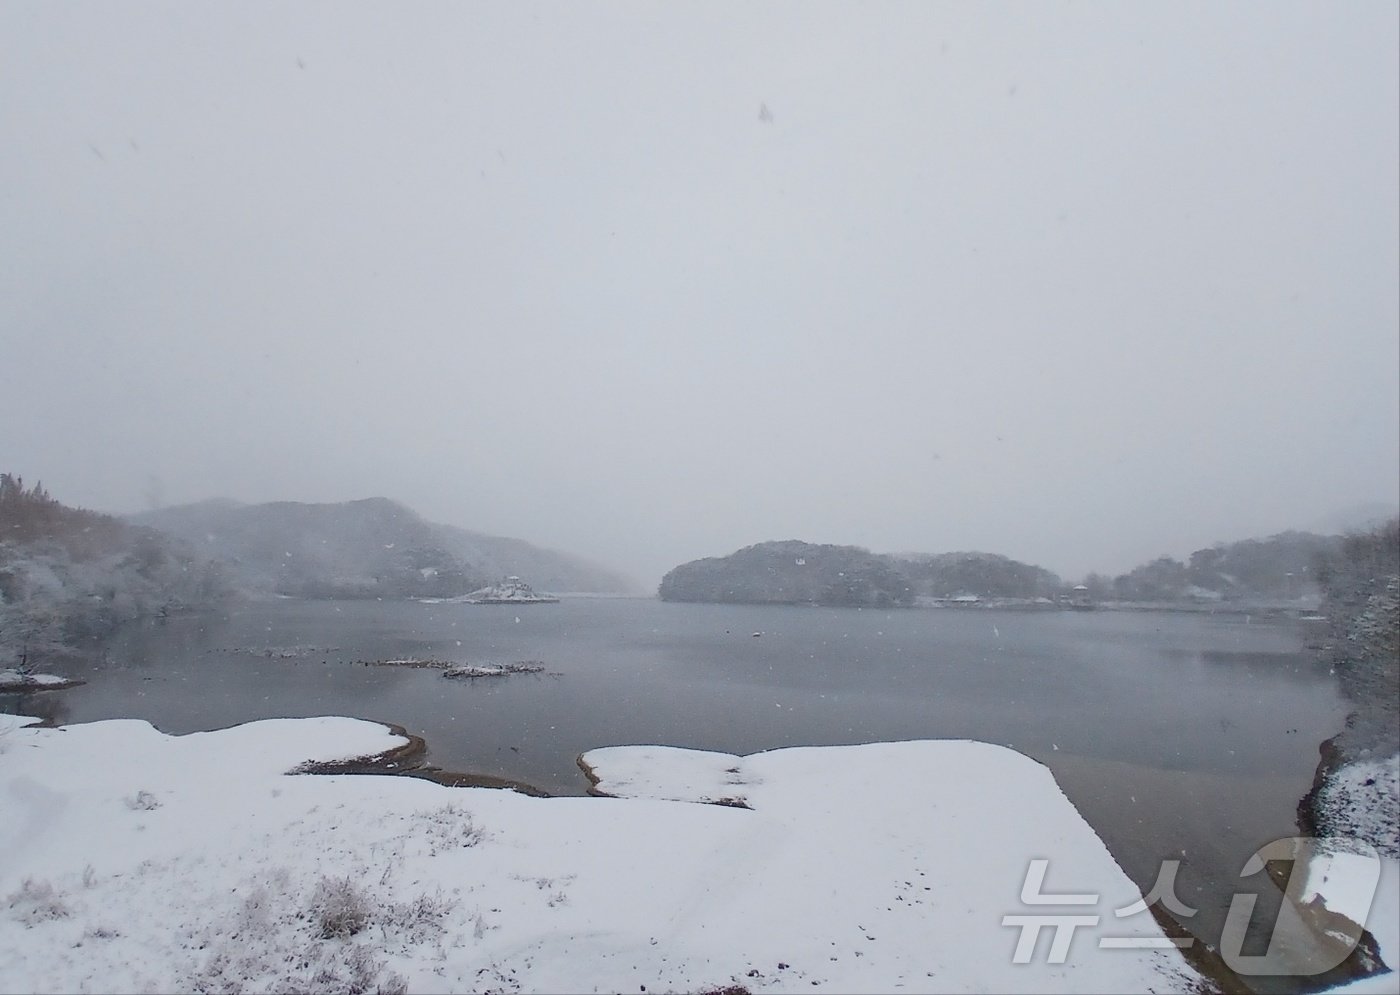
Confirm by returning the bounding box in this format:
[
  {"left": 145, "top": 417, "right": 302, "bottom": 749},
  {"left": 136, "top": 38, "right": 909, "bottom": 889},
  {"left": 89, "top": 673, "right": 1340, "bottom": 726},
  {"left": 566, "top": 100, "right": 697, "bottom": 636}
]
[
  {"left": 459, "top": 576, "right": 560, "bottom": 605},
  {"left": 659, "top": 540, "right": 915, "bottom": 608}
]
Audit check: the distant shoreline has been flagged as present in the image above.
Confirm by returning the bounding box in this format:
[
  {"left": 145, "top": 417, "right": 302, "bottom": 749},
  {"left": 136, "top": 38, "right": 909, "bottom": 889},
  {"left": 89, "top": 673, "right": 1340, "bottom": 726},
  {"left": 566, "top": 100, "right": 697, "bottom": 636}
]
[{"left": 655, "top": 596, "right": 1325, "bottom": 617}]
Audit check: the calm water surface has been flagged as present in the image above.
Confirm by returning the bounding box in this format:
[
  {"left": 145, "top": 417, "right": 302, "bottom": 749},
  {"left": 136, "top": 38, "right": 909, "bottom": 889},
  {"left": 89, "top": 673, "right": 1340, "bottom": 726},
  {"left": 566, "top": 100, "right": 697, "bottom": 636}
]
[{"left": 6, "top": 597, "right": 1346, "bottom": 968}]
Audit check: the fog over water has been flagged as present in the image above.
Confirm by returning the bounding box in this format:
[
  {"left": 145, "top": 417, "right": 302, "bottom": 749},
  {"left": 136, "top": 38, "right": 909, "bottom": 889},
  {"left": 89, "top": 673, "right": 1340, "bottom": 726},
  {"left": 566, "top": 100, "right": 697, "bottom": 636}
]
[{"left": 3, "top": 2, "right": 1397, "bottom": 586}]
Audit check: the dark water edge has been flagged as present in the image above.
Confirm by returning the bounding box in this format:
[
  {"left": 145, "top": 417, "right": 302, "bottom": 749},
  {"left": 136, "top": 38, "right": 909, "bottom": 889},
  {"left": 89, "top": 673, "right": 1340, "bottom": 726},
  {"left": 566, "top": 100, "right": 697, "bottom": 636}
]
[{"left": 3, "top": 597, "right": 1352, "bottom": 991}]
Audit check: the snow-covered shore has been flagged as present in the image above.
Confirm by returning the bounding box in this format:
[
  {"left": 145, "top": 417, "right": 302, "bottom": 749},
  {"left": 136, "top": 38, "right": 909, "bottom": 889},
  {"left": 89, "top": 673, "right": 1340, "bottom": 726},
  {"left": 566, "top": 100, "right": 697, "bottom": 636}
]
[
  {"left": 1298, "top": 752, "right": 1400, "bottom": 994},
  {"left": 1313, "top": 754, "right": 1400, "bottom": 861},
  {"left": 0, "top": 669, "right": 82, "bottom": 692},
  {"left": 0, "top": 714, "right": 1226, "bottom": 994}
]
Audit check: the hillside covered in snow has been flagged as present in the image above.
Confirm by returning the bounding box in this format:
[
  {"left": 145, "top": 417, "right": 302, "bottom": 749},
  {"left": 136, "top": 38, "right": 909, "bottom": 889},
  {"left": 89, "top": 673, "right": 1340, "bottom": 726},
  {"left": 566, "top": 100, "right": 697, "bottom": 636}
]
[
  {"left": 131, "top": 496, "right": 637, "bottom": 598},
  {"left": 0, "top": 475, "right": 226, "bottom": 673}
]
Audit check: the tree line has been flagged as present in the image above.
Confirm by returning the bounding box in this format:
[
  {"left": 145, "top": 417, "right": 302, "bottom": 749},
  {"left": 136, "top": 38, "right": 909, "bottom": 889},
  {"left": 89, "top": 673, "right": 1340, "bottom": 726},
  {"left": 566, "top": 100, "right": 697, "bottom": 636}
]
[{"left": 0, "top": 474, "right": 229, "bottom": 672}]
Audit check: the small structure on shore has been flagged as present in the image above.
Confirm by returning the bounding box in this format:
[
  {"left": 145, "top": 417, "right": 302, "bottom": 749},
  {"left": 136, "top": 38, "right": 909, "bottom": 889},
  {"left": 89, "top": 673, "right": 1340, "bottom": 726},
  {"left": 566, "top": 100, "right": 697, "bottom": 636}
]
[{"left": 1067, "top": 584, "right": 1095, "bottom": 610}]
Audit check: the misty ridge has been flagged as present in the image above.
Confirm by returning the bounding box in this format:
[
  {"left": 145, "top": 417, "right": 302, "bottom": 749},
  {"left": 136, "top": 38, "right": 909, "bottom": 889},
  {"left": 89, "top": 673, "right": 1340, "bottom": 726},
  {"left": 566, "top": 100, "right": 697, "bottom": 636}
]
[
  {"left": 3, "top": 470, "right": 1394, "bottom": 672},
  {"left": 657, "top": 533, "right": 1357, "bottom": 610},
  {"left": 128, "top": 496, "right": 637, "bottom": 600},
  {"left": 0, "top": 475, "right": 629, "bottom": 671}
]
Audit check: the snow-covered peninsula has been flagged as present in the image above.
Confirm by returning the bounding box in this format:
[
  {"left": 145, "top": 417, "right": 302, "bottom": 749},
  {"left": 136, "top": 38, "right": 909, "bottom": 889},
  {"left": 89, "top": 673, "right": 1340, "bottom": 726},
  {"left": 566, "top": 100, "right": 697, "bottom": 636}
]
[{"left": 0, "top": 714, "right": 1226, "bottom": 994}]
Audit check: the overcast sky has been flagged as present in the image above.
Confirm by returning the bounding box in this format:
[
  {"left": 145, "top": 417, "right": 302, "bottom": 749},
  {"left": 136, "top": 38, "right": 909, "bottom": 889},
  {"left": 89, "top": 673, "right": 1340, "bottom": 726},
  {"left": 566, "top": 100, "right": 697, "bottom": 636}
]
[{"left": 3, "top": 1, "right": 1397, "bottom": 587}]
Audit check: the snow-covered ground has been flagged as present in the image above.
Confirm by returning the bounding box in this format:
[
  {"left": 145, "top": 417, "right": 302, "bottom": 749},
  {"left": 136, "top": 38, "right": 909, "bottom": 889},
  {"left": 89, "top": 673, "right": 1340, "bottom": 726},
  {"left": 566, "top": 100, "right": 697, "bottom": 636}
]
[
  {"left": 1316, "top": 755, "right": 1400, "bottom": 860},
  {"left": 1301, "top": 752, "right": 1400, "bottom": 994},
  {"left": 1306, "top": 849, "right": 1400, "bottom": 994},
  {"left": 0, "top": 714, "right": 1217, "bottom": 994},
  {"left": 1303, "top": 848, "right": 1399, "bottom": 967}
]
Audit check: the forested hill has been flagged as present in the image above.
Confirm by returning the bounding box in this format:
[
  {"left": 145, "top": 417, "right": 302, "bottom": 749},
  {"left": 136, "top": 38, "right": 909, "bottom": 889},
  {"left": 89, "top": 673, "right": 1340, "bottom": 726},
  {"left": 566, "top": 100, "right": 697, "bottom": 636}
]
[
  {"left": 0, "top": 475, "right": 224, "bottom": 669},
  {"left": 660, "top": 529, "right": 1364, "bottom": 608},
  {"left": 659, "top": 541, "right": 1064, "bottom": 607},
  {"left": 891, "top": 551, "right": 1062, "bottom": 599},
  {"left": 131, "top": 497, "right": 636, "bottom": 598},
  {"left": 659, "top": 541, "right": 916, "bottom": 608},
  {"left": 1087, "top": 531, "right": 1345, "bottom": 603}
]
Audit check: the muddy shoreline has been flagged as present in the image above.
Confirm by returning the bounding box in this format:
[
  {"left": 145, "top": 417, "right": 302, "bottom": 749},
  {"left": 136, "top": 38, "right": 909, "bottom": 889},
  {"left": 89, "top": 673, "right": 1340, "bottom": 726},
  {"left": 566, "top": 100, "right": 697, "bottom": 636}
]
[
  {"left": 1296, "top": 734, "right": 1346, "bottom": 840},
  {"left": 294, "top": 719, "right": 550, "bottom": 797},
  {"left": 0, "top": 676, "right": 86, "bottom": 693}
]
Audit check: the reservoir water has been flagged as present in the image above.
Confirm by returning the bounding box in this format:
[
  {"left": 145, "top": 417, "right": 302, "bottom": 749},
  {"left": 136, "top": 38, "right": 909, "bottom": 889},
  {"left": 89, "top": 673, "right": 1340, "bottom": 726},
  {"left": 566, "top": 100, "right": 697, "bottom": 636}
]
[{"left": 5, "top": 596, "right": 1346, "bottom": 972}]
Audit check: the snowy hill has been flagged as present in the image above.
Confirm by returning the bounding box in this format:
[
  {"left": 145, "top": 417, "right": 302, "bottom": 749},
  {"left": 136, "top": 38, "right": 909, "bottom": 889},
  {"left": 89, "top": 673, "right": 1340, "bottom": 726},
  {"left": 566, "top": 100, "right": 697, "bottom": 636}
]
[{"left": 131, "top": 497, "right": 635, "bottom": 598}]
